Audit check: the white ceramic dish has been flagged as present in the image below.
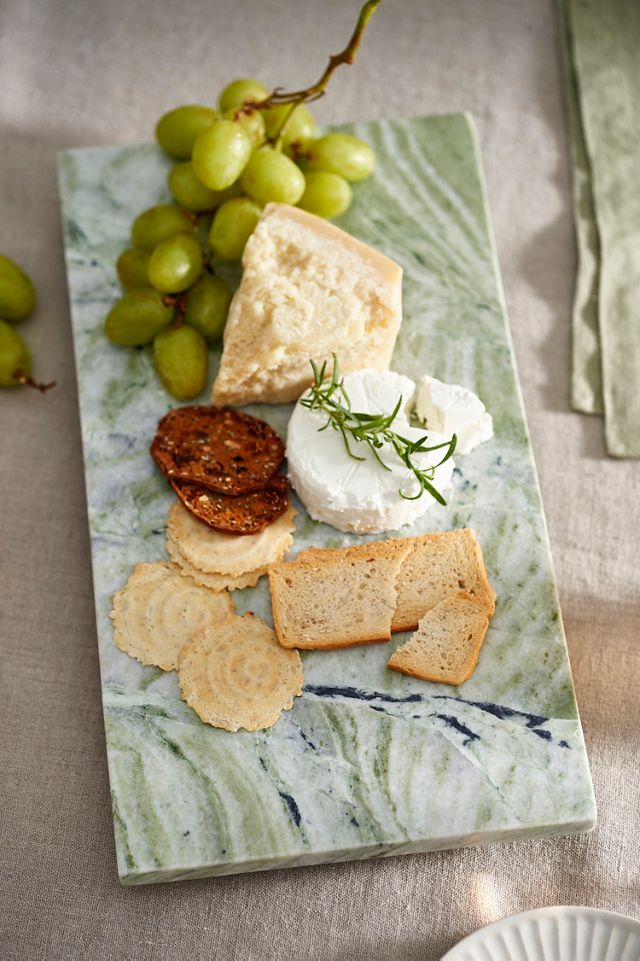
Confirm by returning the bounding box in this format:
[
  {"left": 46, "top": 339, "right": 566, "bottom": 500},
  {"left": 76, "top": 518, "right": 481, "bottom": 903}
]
[{"left": 441, "top": 906, "right": 640, "bottom": 961}]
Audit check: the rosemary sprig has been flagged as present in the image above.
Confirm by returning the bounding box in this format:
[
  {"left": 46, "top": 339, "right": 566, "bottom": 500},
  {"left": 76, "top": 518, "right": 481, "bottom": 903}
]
[{"left": 300, "top": 355, "right": 457, "bottom": 504}]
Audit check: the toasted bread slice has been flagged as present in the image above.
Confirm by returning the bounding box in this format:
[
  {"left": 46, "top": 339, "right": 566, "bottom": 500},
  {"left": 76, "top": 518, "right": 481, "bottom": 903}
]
[
  {"left": 391, "top": 528, "right": 495, "bottom": 632},
  {"left": 388, "top": 592, "right": 489, "bottom": 685},
  {"left": 269, "top": 539, "right": 412, "bottom": 650}
]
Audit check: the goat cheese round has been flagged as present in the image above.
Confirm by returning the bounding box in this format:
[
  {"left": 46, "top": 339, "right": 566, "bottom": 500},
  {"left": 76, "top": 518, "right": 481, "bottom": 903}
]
[
  {"left": 414, "top": 375, "right": 493, "bottom": 454},
  {"left": 287, "top": 369, "right": 455, "bottom": 533}
]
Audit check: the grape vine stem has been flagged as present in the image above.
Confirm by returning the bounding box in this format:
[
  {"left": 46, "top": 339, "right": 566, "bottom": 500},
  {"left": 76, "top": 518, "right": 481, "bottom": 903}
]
[
  {"left": 13, "top": 369, "right": 56, "bottom": 393},
  {"left": 249, "top": 0, "right": 382, "bottom": 148}
]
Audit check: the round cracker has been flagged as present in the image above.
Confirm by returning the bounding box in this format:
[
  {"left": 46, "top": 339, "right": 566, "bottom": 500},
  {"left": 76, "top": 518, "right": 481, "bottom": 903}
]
[
  {"left": 110, "top": 561, "right": 234, "bottom": 671},
  {"left": 166, "top": 531, "right": 269, "bottom": 591},
  {"left": 170, "top": 474, "right": 290, "bottom": 535},
  {"left": 177, "top": 613, "right": 304, "bottom": 732},
  {"left": 150, "top": 405, "right": 285, "bottom": 495},
  {"left": 167, "top": 500, "right": 296, "bottom": 576}
]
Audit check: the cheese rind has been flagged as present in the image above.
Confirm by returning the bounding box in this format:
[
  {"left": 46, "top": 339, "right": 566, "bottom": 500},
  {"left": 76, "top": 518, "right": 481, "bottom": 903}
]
[
  {"left": 414, "top": 375, "right": 493, "bottom": 454},
  {"left": 212, "top": 203, "right": 403, "bottom": 406},
  {"left": 287, "top": 369, "right": 455, "bottom": 533}
]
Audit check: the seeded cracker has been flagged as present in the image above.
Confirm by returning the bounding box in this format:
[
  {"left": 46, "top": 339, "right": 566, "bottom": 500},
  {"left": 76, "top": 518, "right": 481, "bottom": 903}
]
[
  {"left": 110, "top": 561, "right": 234, "bottom": 670},
  {"left": 167, "top": 500, "right": 296, "bottom": 577},
  {"left": 171, "top": 474, "right": 290, "bottom": 535},
  {"left": 150, "top": 405, "right": 285, "bottom": 495},
  {"left": 178, "top": 613, "right": 304, "bottom": 732}
]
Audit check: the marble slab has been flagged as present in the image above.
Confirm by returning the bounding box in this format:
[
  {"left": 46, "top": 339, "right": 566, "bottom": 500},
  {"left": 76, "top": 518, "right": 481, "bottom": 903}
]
[{"left": 57, "top": 114, "right": 596, "bottom": 886}]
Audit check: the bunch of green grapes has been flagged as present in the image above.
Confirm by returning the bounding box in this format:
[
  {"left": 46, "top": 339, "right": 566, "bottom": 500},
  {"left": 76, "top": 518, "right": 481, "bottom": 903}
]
[
  {"left": 105, "top": 76, "right": 375, "bottom": 401},
  {"left": 0, "top": 255, "right": 52, "bottom": 392}
]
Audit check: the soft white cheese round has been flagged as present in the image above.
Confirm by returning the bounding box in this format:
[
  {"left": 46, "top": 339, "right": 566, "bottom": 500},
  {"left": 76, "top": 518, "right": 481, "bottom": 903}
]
[
  {"left": 414, "top": 375, "right": 493, "bottom": 454},
  {"left": 287, "top": 369, "right": 455, "bottom": 533}
]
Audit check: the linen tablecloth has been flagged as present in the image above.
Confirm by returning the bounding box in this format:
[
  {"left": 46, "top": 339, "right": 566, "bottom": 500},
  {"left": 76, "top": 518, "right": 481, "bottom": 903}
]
[{"left": 1, "top": 1, "right": 638, "bottom": 958}]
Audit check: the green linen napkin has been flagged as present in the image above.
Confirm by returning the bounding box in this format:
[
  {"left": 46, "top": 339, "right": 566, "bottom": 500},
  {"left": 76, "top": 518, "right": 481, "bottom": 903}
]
[
  {"left": 559, "top": 0, "right": 603, "bottom": 415},
  {"left": 560, "top": 0, "right": 640, "bottom": 456}
]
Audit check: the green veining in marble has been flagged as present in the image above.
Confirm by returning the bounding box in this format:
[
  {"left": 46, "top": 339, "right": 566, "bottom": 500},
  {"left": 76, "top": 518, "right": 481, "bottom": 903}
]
[{"left": 57, "top": 114, "right": 595, "bottom": 886}]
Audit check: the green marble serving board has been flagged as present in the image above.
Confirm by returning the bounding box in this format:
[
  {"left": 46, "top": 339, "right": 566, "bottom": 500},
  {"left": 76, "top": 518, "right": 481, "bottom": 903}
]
[{"left": 57, "top": 114, "right": 596, "bottom": 886}]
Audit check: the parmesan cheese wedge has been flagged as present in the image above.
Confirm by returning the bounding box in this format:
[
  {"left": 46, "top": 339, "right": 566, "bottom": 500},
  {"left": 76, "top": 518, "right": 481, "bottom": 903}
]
[{"left": 212, "top": 203, "right": 403, "bottom": 406}]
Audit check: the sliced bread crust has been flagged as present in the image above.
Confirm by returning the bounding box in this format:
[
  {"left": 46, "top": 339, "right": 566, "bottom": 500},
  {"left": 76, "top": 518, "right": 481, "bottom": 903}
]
[
  {"left": 388, "top": 592, "right": 489, "bottom": 685},
  {"left": 269, "top": 539, "right": 412, "bottom": 650},
  {"left": 390, "top": 528, "right": 495, "bottom": 632}
]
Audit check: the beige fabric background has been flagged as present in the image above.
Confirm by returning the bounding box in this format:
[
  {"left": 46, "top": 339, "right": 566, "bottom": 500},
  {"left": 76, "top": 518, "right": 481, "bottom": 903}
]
[{"left": 1, "top": 1, "right": 638, "bottom": 958}]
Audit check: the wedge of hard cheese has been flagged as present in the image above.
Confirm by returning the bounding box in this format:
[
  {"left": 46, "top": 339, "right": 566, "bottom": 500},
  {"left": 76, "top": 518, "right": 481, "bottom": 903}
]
[
  {"left": 212, "top": 203, "right": 403, "bottom": 406},
  {"left": 388, "top": 593, "right": 489, "bottom": 685}
]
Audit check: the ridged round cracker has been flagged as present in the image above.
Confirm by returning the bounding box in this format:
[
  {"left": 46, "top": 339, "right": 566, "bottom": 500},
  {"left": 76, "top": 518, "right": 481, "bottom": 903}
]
[
  {"left": 170, "top": 474, "right": 290, "bottom": 535},
  {"left": 150, "top": 405, "right": 285, "bottom": 495},
  {"left": 178, "top": 613, "right": 304, "bottom": 732},
  {"left": 167, "top": 500, "right": 296, "bottom": 576},
  {"left": 110, "top": 561, "right": 234, "bottom": 671},
  {"left": 166, "top": 530, "right": 269, "bottom": 591}
]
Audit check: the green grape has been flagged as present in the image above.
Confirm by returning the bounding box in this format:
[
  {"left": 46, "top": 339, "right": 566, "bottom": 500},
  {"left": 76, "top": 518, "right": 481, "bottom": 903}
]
[
  {"left": 297, "top": 171, "right": 352, "bottom": 219},
  {"left": 184, "top": 273, "right": 232, "bottom": 342},
  {"left": 153, "top": 324, "right": 208, "bottom": 399},
  {"left": 197, "top": 211, "right": 214, "bottom": 248},
  {"left": 155, "top": 105, "right": 217, "bottom": 159},
  {"left": 116, "top": 248, "right": 150, "bottom": 289},
  {"left": 218, "top": 78, "right": 269, "bottom": 113},
  {"left": 0, "top": 319, "right": 31, "bottom": 387},
  {"left": 147, "top": 234, "right": 203, "bottom": 293},
  {"left": 191, "top": 120, "right": 252, "bottom": 191},
  {"left": 104, "top": 288, "right": 174, "bottom": 346},
  {"left": 222, "top": 107, "right": 266, "bottom": 148},
  {"left": 0, "top": 254, "right": 36, "bottom": 322},
  {"left": 240, "top": 147, "right": 305, "bottom": 205},
  {"left": 169, "top": 165, "right": 242, "bottom": 212},
  {"left": 131, "top": 204, "right": 194, "bottom": 251},
  {"left": 208, "top": 197, "right": 263, "bottom": 260},
  {"left": 168, "top": 163, "right": 222, "bottom": 212},
  {"left": 262, "top": 103, "right": 316, "bottom": 147},
  {"left": 306, "top": 133, "right": 375, "bottom": 182}
]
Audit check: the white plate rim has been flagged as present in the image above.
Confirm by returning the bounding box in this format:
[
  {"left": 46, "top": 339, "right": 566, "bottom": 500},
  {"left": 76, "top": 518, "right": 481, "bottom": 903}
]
[{"left": 441, "top": 904, "right": 640, "bottom": 960}]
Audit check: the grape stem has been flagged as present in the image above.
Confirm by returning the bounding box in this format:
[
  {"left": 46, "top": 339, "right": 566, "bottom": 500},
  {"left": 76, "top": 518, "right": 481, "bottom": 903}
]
[
  {"left": 252, "top": 0, "right": 382, "bottom": 148},
  {"left": 12, "top": 369, "right": 56, "bottom": 393},
  {"left": 160, "top": 294, "right": 188, "bottom": 326}
]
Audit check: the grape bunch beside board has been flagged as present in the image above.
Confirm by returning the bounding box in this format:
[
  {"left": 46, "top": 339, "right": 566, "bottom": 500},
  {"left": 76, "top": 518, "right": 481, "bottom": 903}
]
[
  {"left": 104, "top": 0, "right": 382, "bottom": 401},
  {"left": 0, "top": 255, "right": 54, "bottom": 393}
]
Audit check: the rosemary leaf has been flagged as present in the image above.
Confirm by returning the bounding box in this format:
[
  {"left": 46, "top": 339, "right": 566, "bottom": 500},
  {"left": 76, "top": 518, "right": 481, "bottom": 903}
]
[{"left": 301, "top": 355, "right": 456, "bottom": 504}]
